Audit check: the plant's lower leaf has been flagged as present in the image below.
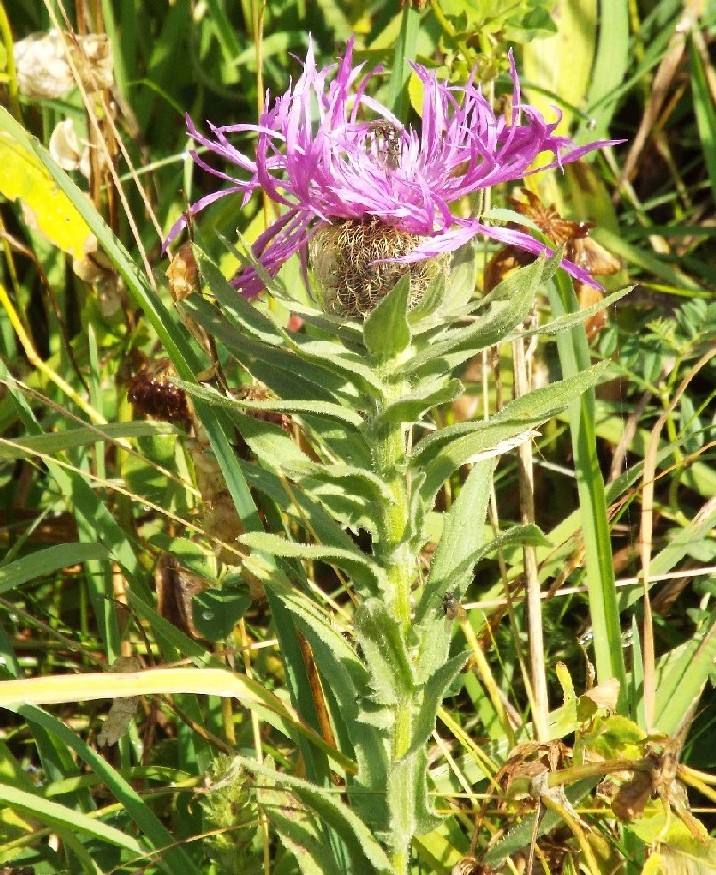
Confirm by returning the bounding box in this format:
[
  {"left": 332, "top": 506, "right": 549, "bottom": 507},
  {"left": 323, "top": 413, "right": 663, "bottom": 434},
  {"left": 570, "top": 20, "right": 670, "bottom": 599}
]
[
  {"left": 654, "top": 608, "right": 716, "bottom": 737},
  {"left": 409, "top": 652, "right": 469, "bottom": 756},
  {"left": 239, "top": 756, "right": 393, "bottom": 874},
  {"left": 353, "top": 598, "right": 415, "bottom": 705}
]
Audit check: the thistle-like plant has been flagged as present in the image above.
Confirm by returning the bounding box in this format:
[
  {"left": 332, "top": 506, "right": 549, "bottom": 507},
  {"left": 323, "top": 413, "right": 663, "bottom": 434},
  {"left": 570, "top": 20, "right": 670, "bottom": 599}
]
[{"left": 165, "top": 39, "right": 617, "bottom": 874}]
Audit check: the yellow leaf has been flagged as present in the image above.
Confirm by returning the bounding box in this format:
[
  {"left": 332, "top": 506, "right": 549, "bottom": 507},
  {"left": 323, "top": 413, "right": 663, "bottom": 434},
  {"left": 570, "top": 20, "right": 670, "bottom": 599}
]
[
  {"left": 659, "top": 835, "right": 716, "bottom": 874},
  {"left": 0, "top": 130, "right": 92, "bottom": 259}
]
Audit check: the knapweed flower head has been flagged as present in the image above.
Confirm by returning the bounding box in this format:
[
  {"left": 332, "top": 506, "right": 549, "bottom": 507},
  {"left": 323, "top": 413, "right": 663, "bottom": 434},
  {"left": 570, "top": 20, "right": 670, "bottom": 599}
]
[{"left": 166, "top": 38, "right": 618, "bottom": 313}]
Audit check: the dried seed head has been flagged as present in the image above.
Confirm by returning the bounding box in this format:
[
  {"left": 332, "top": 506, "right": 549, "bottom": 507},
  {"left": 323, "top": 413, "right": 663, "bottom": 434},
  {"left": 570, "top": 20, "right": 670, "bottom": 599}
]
[
  {"left": 14, "top": 30, "right": 74, "bottom": 99},
  {"left": 13, "top": 30, "right": 113, "bottom": 100},
  {"left": 167, "top": 243, "right": 198, "bottom": 302},
  {"left": 127, "top": 358, "right": 190, "bottom": 424},
  {"left": 49, "top": 119, "right": 92, "bottom": 178},
  {"left": 309, "top": 218, "right": 447, "bottom": 318},
  {"left": 156, "top": 554, "right": 208, "bottom": 640}
]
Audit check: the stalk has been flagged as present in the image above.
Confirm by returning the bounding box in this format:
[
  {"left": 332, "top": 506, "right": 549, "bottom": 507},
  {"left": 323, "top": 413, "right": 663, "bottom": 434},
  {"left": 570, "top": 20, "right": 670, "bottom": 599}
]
[{"left": 370, "top": 368, "right": 417, "bottom": 874}]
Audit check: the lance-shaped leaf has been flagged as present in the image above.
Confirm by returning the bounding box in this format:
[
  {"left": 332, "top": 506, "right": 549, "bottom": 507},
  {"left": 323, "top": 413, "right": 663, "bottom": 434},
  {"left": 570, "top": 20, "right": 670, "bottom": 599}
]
[
  {"left": 182, "top": 294, "right": 358, "bottom": 405},
  {"left": 239, "top": 756, "right": 393, "bottom": 874},
  {"left": 179, "top": 380, "right": 364, "bottom": 430},
  {"left": 515, "top": 286, "right": 632, "bottom": 339},
  {"left": 387, "top": 746, "right": 441, "bottom": 846},
  {"left": 482, "top": 778, "right": 598, "bottom": 867},
  {"left": 416, "top": 523, "right": 550, "bottom": 630},
  {"left": 413, "top": 363, "right": 609, "bottom": 504},
  {"left": 408, "top": 270, "right": 448, "bottom": 328},
  {"left": 285, "top": 460, "right": 395, "bottom": 507},
  {"left": 241, "top": 531, "right": 385, "bottom": 594},
  {"left": 653, "top": 608, "right": 716, "bottom": 737},
  {"left": 363, "top": 272, "right": 412, "bottom": 360},
  {"left": 240, "top": 459, "right": 361, "bottom": 552},
  {"left": 412, "top": 461, "right": 492, "bottom": 681},
  {"left": 196, "top": 246, "right": 288, "bottom": 346},
  {"left": 399, "top": 254, "right": 555, "bottom": 379},
  {"left": 202, "top": 240, "right": 399, "bottom": 401},
  {"left": 353, "top": 598, "right": 416, "bottom": 706},
  {"left": 366, "top": 378, "right": 464, "bottom": 433},
  {"left": 407, "top": 651, "right": 469, "bottom": 757},
  {"left": 291, "top": 338, "right": 385, "bottom": 397},
  {"left": 0, "top": 542, "right": 109, "bottom": 596},
  {"left": 286, "top": 460, "right": 396, "bottom": 535},
  {"left": 258, "top": 780, "right": 349, "bottom": 875},
  {"left": 0, "top": 421, "right": 177, "bottom": 461},
  {"left": 239, "top": 563, "right": 392, "bottom": 839}
]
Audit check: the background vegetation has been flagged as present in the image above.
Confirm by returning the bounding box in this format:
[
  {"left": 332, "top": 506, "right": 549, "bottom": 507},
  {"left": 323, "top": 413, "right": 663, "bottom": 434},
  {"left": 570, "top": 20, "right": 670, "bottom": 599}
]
[{"left": 0, "top": 0, "right": 715, "bottom": 872}]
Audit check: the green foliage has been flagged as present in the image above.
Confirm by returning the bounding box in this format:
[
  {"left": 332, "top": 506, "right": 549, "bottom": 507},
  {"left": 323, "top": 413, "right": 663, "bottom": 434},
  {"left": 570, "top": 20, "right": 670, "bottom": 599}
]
[{"left": 1, "top": 1, "right": 715, "bottom": 873}]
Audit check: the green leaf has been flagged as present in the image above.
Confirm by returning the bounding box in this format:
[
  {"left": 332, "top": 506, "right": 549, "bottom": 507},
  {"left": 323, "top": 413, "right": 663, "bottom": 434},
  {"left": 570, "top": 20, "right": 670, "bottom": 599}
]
[
  {"left": 0, "top": 543, "right": 109, "bottom": 595},
  {"left": 583, "top": 0, "right": 629, "bottom": 140},
  {"left": 522, "top": 0, "right": 596, "bottom": 134},
  {"left": 354, "top": 598, "right": 415, "bottom": 705},
  {"left": 363, "top": 273, "right": 412, "bottom": 359},
  {"left": 690, "top": 33, "right": 716, "bottom": 206},
  {"left": 400, "top": 254, "right": 552, "bottom": 379},
  {"left": 239, "top": 756, "right": 393, "bottom": 874},
  {"left": 408, "top": 652, "right": 469, "bottom": 756},
  {"left": 414, "top": 363, "right": 608, "bottom": 504},
  {"left": 240, "top": 532, "right": 385, "bottom": 594},
  {"left": 240, "top": 458, "right": 361, "bottom": 552},
  {"left": 548, "top": 273, "right": 626, "bottom": 697},
  {"left": 368, "top": 378, "right": 463, "bottom": 432},
  {"left": 412, "top": 461, "right": 492, "bottom": 676},
  {"left": 482, "top": 778, "right": 598, "bottom": 867},
  {"left": 291, "top": 339, "right": 384, "bottom": 398},
  {"left": 416, "top": 461, "right": 492, "bottom": 625},
  {"left": 9, "top": 705, "right": 203, "bottom": 875},
  {"left": 0, "top": 421, "right": 177, "bottom": 461},
  {"left": 416, "top": 523, "right": 549, "bottom": 633},
  {"left": 258, "top": 780, "right": 347, "bottom": 875},
  {"left": 653, "top": 608, "right": 716, "bottom": 736},
  {"left": 257, "top": 563, "right": 381, "bottom": 749},
  {"left": 652, "top": 833, "right": 716, "bottom": 874},
  {"left": 178, "top": 379, "right": 365, "bottom": 429},
  {"left": 191, "top": 585, "right": 251, "bottom": 641},
  {"left": 195, "top": 246, "right": 288, "bottom": 348},
  {"left": 518, "top": 286, "right": 632, "bottom": 339},
  {"left": 408, "top": 271, "right": 447, "bottom": 327},
  {"left": 440, "top": 241, "right": 477, "bottom": 312},
  {"left": 0, "top": 784, "right": 145, "bottom": 853},
  {"left": 286, "top": 461, "right": 396, "bottom": 535},
  {"left": 181, "top": 294, "right": 356, "bottom": 405}
]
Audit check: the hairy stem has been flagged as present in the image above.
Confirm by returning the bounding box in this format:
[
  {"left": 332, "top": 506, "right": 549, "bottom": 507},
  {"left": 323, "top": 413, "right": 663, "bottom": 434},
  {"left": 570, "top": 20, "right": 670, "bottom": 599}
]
[
  {"left": 372, "top": 376, "right": 414, "bottom": 628},
  {"left": 370, "top": 372, "right": 417, "bottom": 873}
]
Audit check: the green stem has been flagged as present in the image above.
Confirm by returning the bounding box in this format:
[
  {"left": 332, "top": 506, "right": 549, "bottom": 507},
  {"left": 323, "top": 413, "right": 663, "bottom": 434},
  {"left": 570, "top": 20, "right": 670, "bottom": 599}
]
[
  {"left": 372, "top": 376, "right": 414, "bottom": 630},
  {"left": 371, "top": 373, "right": 417, "bottom": 874}
]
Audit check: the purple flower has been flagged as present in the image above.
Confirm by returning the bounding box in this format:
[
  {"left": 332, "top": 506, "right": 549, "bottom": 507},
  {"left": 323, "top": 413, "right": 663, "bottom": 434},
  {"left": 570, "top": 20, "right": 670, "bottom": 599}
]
[{"left": 165, "top": 38, "right": 620, "bottom": 298}]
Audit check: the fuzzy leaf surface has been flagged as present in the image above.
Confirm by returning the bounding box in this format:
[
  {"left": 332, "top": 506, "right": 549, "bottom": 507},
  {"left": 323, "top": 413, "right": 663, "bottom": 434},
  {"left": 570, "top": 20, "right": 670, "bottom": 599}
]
[
  {"left": 368, "top": 378, "right": 464, "bottom": 432},
  {"left": 363, "top": 273, "right": 412, "bottom": 359},
  {"left": 240, "top": 532, "right": 385, "bottom": 594},
  {"left": 181, "top": 295, "right": 358, "bottom": 405},
  {"left": 239, "top": 756, "right": 393, "bottom": 874},
  {"left": 353, "top": 598, "right": 415, "bottom": 705},
  {"left": 400, "top": 254, "right": 555, "bottom": 378}
]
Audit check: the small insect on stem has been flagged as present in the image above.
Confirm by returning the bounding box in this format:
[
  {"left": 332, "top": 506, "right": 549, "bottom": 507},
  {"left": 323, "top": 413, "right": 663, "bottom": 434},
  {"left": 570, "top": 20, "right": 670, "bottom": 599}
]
[{"left": 442, "top": 591, "right": 467, "bottom": 627}]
